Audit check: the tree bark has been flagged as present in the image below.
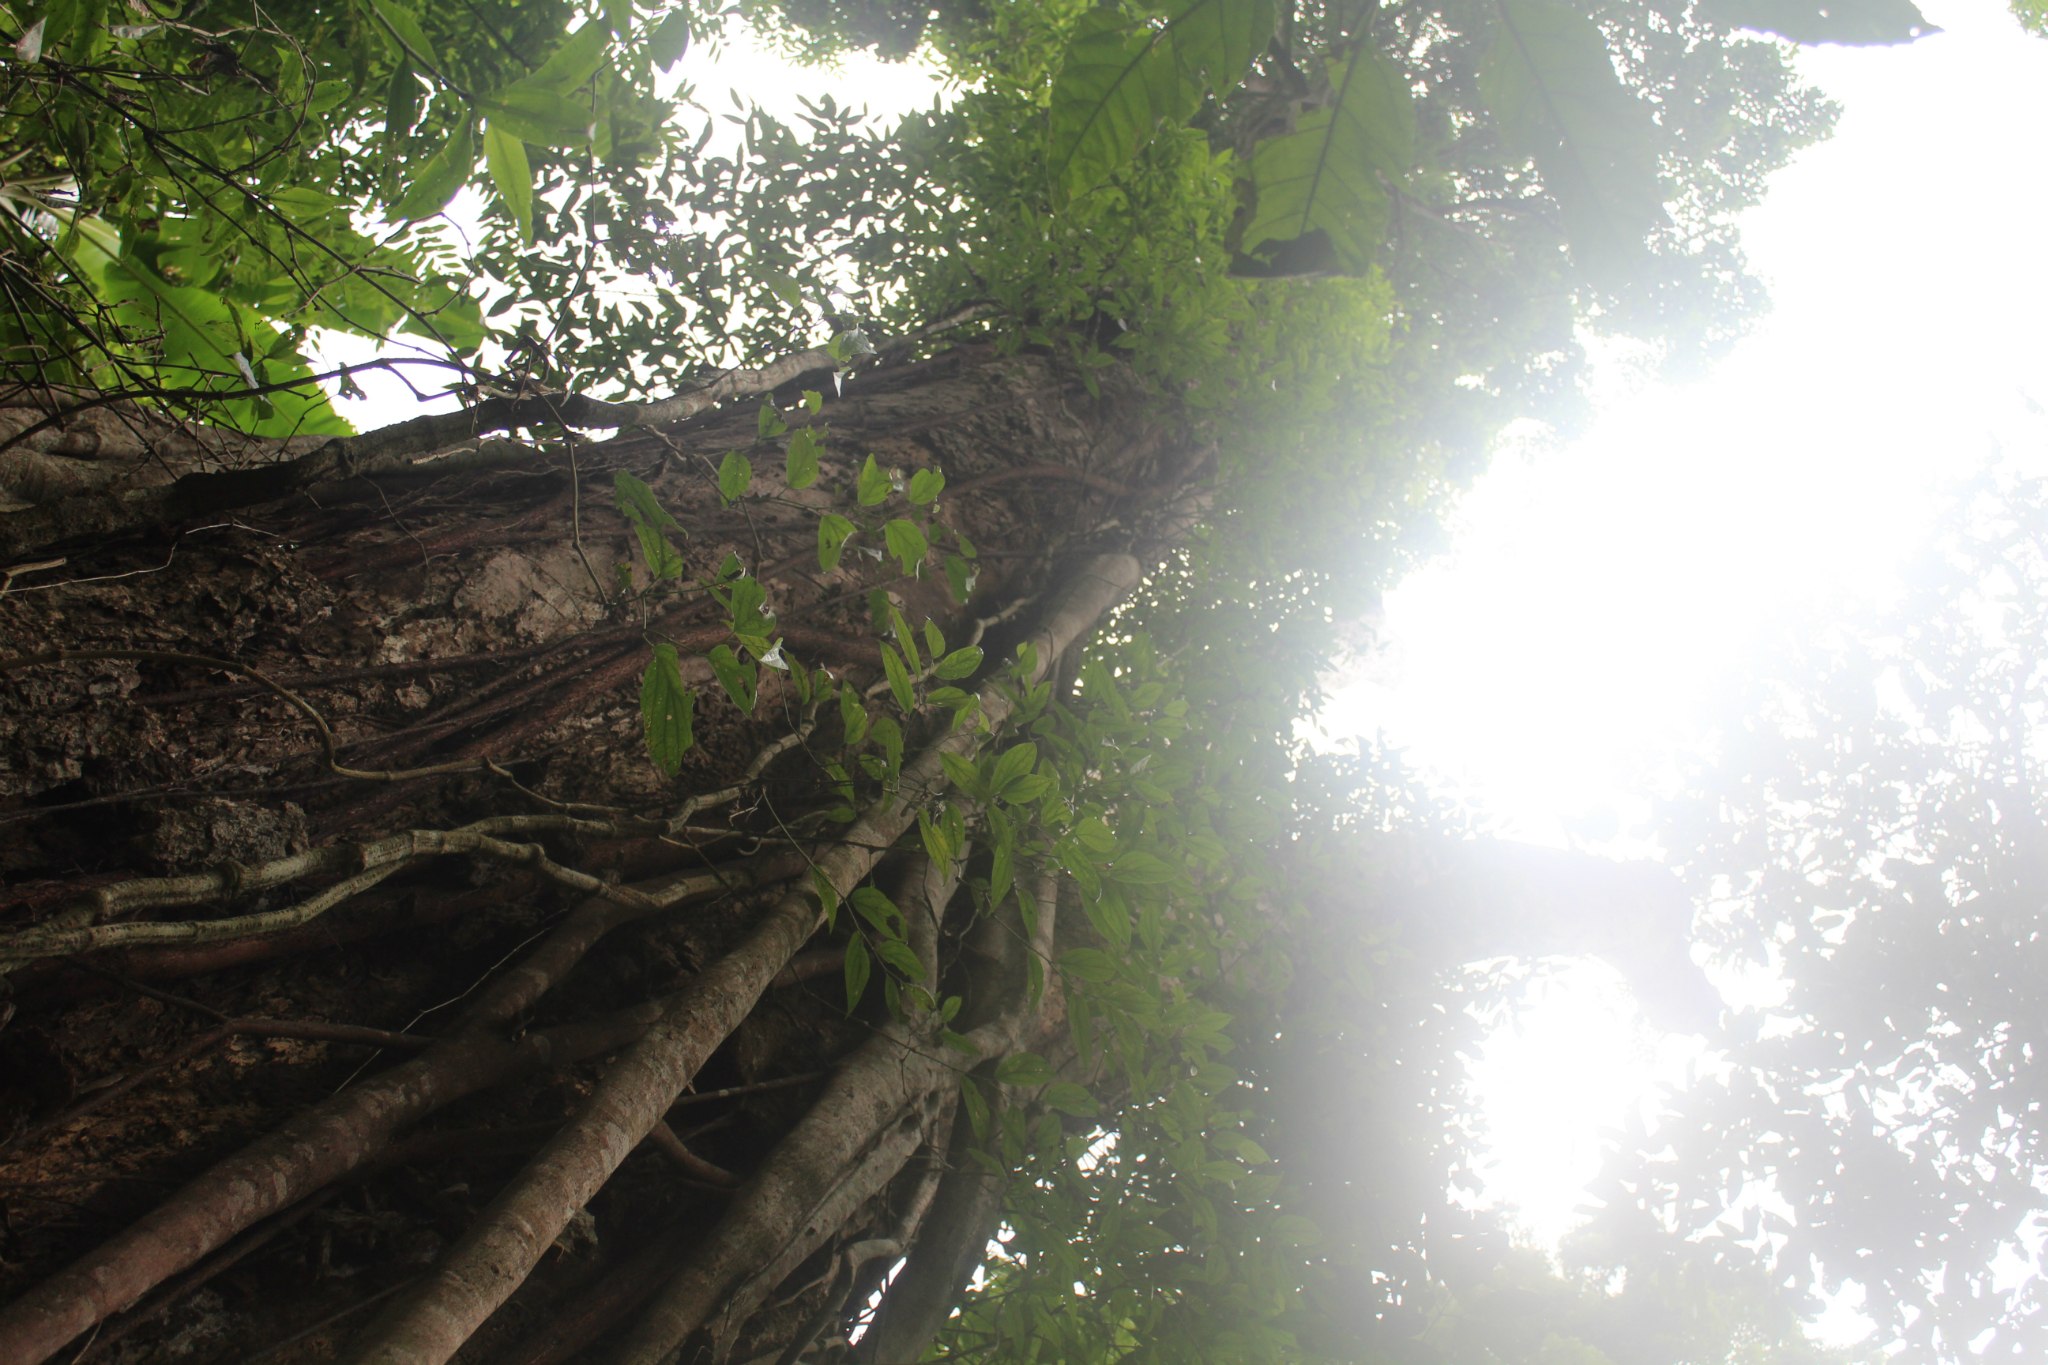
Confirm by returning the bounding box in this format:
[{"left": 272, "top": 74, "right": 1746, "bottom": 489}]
[{"left": 0, "top": 347, "right": 1177, "bottom": 1365}]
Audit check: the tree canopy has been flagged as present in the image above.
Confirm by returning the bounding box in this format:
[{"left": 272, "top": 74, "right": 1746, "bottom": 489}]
[{"left": 0, "top": 1, "right": 1969, "bottom": 1365}]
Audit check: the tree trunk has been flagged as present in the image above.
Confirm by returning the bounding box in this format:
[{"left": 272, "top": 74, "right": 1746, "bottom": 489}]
[{"left": 0, "top": 347, "right": 1180, "bottom": 1365}]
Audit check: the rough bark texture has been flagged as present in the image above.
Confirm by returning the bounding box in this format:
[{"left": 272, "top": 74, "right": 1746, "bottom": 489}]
[{"left": 0, "top": 346, "right": 1182, "bottom": 1365}]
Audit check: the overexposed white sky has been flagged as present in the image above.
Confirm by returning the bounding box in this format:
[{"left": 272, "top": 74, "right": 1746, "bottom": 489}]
[
  {"left": 1316, "top": 1, "right": 2048, "bottom": 1331},
  {"left": 1322, "top": 0, "right": 2048, "bottom": 852}
]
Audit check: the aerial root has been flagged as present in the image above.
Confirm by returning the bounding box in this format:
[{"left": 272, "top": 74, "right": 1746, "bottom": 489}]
[
  {"left": 325, "top": 555, "right": 1137, "bottom": 1365},
  {"left": 0, "top": 856, "right": 769, "bottom": 1365}
]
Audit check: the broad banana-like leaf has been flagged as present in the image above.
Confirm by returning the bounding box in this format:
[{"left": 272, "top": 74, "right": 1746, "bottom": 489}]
[
  {"left": 1478, "top": 0, "right": 1667, "bottom": 276},
  {"left": 97, "top": 257, "right": 351, "bottom": 436},
  {"left": 1049, "top": 0, "right": 1275, "bottom": 199},
  {"left": 1233, "top": 52, "right": 1413, "bottom": 277},
  {"left": 1699, "top": 0, "right": 1938, "bottom": 44}
]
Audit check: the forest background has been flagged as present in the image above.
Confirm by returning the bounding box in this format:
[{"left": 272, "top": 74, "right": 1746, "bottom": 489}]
[{"left": 0, "top": 1, "right": 2044, "bottom": 1365}]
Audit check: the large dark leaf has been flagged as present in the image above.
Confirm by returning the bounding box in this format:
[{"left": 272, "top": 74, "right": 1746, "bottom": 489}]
[
  {"left": 475, "top": 86, "right": 593, "bottom": 147},
  {"left": 1048, "top": 0, "right": 1274, "bottom": 198},
  {"left": 1233, "top": 53, "right": 1413, "bottom": 276},
  {"left": 482, "top": 123, "right": 534, "bottom": 244},
  {"left": 1478, "top": 0, "right": 1667, "bottom": 275},
  {"left": 639, "top": 643, "right": 697, "bottom": 776},
  {"left": 1699, "top": 0, "right": 1938, "bottom": 44},
  {"left": 392, "top": 117, "right": 476, "bottom": 221}
]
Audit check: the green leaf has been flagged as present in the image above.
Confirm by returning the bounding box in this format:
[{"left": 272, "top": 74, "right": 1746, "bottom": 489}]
[
  {"left": 371, "top": 1, "right": 440, "bottom": 69},
  {"left": 989, "top": 742, "right": 1039, "bottom": 800},
  {"left": 392, "top": 118, "right": 476, "bottom": 222},
  {"left": 482, "top": 123, "right": 533, "bottom": 244},
  {"left": 882, "top": 643, "right": 916, "bottom": 714},
  {"left": 383, "top": 58, "right": 421, "bottom": 150},
  {"left": 1048, "top": 0, "right": 1274, "bottom": 198},
  {"left": 816, "top": 513, "right": 857, "bottom": 572},
  {"left": 857, "top": 454, "right": 891, "bottom": 506},
  {"left": 708, "top": 643, "right": 757, "bottom": 713},
  {"left": 1108, "top": 849, "right": 1177, "bottom": 884},
  {"left": 839, "top": 683, "right": 870, "bottom": 746},
  {"left": 515, "top": 20, "right": 612, "bottom": 91},
  {"left": 851, "top": 886, "right": 903, "bottom": 937},
  {"left": 870, "top": 715, "right": 904, "bottom": 778},
  {"left": 1042, "top": 1082, "right": 1099, "bottom": 1118},
  {"left": 991, "top": 837, "right": 1013, "bottom": 907},
  {"left": 919, "top": 808, "right": 955, "bottom": 868},
  {"left": 615, "top": 470, "right": 682, "bottom": 532},
  {"left": 82, "top": 254, "right": 347, "bottom": 436},
  {"left": 1270, "top": 1213, "right": 1321, "bottom": 1248},
  {"left": 876, "top": 937, "right": 926, "bottom": 981},
  {"left": 716, "top": 450, "right": 752, "bottom": 503},
  {"left": 1059, "top": 948, "right": 1118, "bottom": 983},
  {"left": 1003, "top": 773, "right": 1052, "bottom": 805},
  {"left": 934, "top": 645, "right": 982, "bottom": 680},
  {"left": 614, "top": 471, "right": 686, "bottom": 578},
  {"left": 758, "top": 402, "right": 788, "bottom": 439},
  {"left": 277, "top": 49, "right": 307, "bottom": 103},
  {"left": 727, "top": 576, "right": 773, "bottom": 638},
  {"left": 1074, "top": 817, "right": 1117, "bottom": 854},
  {"left": 843, "top": 931, "right": 871, "bottom": 1013},
  {"left": 1698, "top": 0, "right": 1936, "bottom": 43},
  {"left": 649, "top": 8, "right": 691, "bottom": 68},
  {"left": 810, "top": 867, "right": 840, "bottom": 928},
  {"left": 887, "top": 604, "right": 922, "bottom": 672},
  {"left": 308, "top": 79, "right": 351, "bottom": 115},
  {"left": 940, "top": 751, "right": 987, "bottom": 800},
  {"left": 945, "top": 554, "right": 978, "bottom": 604},
  {"left": 884, "top": 518, "right": 929, "bottom": 575},
  {"left": 922, "top": 619, "right": 946, "bottom": 661},
  {"left": 1235, "top": 53, "right": 1412, "bottom": 277},
  {"left": 803, "top": 389, "right": 824, "bottom": 414},
  {"left": 639, "top": 642, "right": 695, "bottom": 775},
  {"left": 786, "top": 425, "right": 824, "bottom": 490},
  {"left": 907, "top": 468, "right": 945, "bottom": 505},
  {"left": 942, "top": 1029, "right": 980, "bottom": 1055},
  {"left": 995, "top": 1052, "right": 1057, "bottom": 1088},
  {"left": 961, "top": 1076, "right": 990, "bottom": 1137},
  {"left": 1478, "top": 0, "right": 1668, "bottom": 276},
  {"left": 475, "top": 86, "right": 593, "bottom": 147}
]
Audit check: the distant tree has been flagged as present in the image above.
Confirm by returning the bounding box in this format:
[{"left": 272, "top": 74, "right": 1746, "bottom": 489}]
[{"left": 1604, "top": 470, "right": 2048, "bottom": 1361}]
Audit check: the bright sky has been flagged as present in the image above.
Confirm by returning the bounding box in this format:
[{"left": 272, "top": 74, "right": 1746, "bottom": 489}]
[{"left": 1309, "top": 0, "right": 2048, "bottom": 1337}]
